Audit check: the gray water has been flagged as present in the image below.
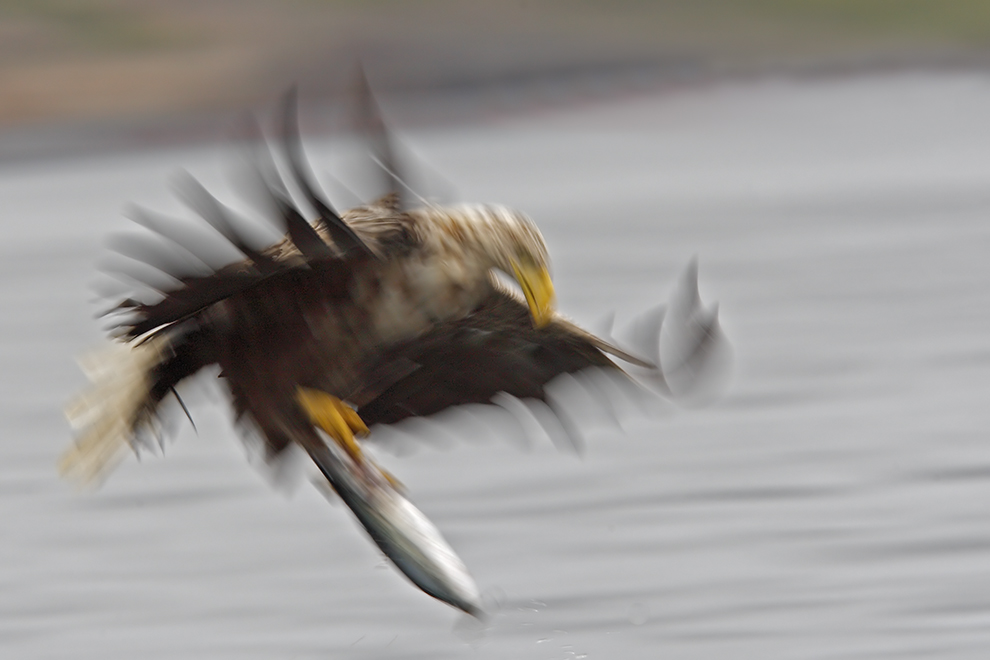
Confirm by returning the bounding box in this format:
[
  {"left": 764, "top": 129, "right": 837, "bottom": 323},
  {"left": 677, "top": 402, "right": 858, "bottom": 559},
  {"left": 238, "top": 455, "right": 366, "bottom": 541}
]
[{"left": 3, "top": 72, "right": 990, "bottom": 659}]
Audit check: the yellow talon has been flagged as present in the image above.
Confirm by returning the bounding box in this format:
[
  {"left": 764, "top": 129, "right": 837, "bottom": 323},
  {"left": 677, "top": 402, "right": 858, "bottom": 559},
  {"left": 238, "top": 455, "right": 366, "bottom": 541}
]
[
  {"left": 337, "top": 403, "right": 369, "bottom": 437},
  {"left": 296, "top": 387, "right": 369, "bottom": 464},
  {"left": 296, "top": 387, "right": 405, "bottom": 491}
]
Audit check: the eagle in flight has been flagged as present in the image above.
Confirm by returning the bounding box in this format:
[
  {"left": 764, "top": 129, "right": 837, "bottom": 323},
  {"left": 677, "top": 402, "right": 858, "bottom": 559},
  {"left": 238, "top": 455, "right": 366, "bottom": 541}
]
[{"left": 61, "top": 83, "right": 728, "bottom": 616}]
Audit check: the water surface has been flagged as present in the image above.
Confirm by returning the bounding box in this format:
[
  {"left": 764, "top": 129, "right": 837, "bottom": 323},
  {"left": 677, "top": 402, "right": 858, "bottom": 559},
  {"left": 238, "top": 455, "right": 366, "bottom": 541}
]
[{"left": 2, "top": 72, "right": 990, "bottom": 659}]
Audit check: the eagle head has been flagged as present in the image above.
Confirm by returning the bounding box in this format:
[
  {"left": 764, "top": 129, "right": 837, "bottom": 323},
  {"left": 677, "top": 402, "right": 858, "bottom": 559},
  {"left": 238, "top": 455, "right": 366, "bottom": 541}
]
[{"left": 421, "top": 204, "right": 556, "bottom": 328}]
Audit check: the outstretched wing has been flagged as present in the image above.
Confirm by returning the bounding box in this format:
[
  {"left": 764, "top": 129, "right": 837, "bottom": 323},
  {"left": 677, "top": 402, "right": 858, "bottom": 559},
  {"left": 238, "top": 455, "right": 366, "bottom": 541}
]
[
  {"left": 104, "top": 95, "right": 380, "bottom": 341},
  {"left": 351, "top": 261, "right": 731, "bottom": 443},
  {"left": 352, "top": 290, "right": 618, "bottom": 426}
]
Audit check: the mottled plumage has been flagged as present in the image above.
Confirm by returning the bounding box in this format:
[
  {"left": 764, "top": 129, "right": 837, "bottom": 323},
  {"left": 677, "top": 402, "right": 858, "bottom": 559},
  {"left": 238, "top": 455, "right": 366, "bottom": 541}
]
[{"left": 61, "top": 86, "right": 717, "bottom": 615}]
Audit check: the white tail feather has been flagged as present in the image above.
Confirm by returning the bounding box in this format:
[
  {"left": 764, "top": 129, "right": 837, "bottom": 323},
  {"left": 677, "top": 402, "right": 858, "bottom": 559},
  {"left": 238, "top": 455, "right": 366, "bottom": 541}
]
[{"left": 60, "top": 338, "right": 167, "bottom": 485}]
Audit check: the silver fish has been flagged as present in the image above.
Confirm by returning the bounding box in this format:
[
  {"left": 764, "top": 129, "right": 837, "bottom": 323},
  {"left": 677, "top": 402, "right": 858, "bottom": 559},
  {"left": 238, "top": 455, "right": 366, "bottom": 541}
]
[{"left": 307, "top": 439, "right": 484, "bottom": 618}]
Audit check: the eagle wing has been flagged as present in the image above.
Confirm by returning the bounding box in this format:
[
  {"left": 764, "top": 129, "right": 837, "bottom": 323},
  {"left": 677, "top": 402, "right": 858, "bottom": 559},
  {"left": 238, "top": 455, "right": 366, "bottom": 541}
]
[{"left": 352, "top": 289, "right": 617, "bottom": 425}]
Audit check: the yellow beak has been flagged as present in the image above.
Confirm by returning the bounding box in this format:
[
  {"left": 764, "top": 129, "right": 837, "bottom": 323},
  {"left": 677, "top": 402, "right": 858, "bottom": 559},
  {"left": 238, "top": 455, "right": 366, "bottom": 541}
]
[{"left": 511, "top": 261, "right": 556, "bottom": 328}]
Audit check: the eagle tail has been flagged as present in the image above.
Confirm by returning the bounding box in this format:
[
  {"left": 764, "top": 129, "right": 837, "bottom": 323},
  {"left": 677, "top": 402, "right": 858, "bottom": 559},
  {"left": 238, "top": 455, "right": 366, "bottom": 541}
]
[{"left": 60, "top": 326, "right": 214, "bottom": 484}]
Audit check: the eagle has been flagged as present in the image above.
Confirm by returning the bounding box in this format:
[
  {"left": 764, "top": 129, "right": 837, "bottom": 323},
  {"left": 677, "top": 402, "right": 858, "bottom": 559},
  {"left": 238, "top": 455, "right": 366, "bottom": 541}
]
[{"left": 61, "top": 87, "right": 727, "bottom": 616}]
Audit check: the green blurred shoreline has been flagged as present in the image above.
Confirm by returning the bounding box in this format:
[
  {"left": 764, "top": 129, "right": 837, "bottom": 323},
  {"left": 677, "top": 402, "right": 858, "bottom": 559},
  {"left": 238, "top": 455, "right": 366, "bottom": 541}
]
[{"left": 4, "top": 0, "right": 990, "bottom": 162}]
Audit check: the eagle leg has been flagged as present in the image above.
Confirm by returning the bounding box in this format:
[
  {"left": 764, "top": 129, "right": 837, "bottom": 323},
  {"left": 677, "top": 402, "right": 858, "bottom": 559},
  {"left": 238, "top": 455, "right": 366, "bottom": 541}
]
[
  {"left": 295, "top": 387, "right": 405, "bottom": 491},
  {"left": 296, "top": 387, "right": 368, "bottom": 459}
]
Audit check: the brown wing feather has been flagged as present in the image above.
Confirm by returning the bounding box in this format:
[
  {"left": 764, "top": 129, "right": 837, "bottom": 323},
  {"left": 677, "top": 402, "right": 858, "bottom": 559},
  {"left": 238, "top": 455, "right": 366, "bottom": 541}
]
[
  {"left": 278, "top": 87, "right": 375, "bottom": 259},
  {"left": 111, "top": 145, "right": 411, "bottom": 340},
  {"left": 353, "top": 290, "right": 618, "bottom": 426}
]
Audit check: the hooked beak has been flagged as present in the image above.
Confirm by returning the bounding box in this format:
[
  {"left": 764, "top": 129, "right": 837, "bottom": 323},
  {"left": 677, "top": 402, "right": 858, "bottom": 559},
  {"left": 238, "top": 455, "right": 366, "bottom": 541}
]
[{"left": 511, "top": 260, "right": 556, "bottom": 328}]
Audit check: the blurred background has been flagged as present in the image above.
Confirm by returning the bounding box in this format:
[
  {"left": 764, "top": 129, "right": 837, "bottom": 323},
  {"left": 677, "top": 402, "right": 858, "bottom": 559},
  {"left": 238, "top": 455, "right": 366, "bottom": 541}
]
[
  {"left": 6, "top": 3, "right": 990, "bottom": 659},
  {"left": 6, "top": 0, "right": 990, "bottom": 159}
]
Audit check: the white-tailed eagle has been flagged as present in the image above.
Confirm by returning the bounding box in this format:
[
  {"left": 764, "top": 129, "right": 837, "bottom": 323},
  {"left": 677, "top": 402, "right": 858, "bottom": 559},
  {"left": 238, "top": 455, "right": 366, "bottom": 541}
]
[{"left": 62, "top": 88, "right": 727, "bottom": 616}]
